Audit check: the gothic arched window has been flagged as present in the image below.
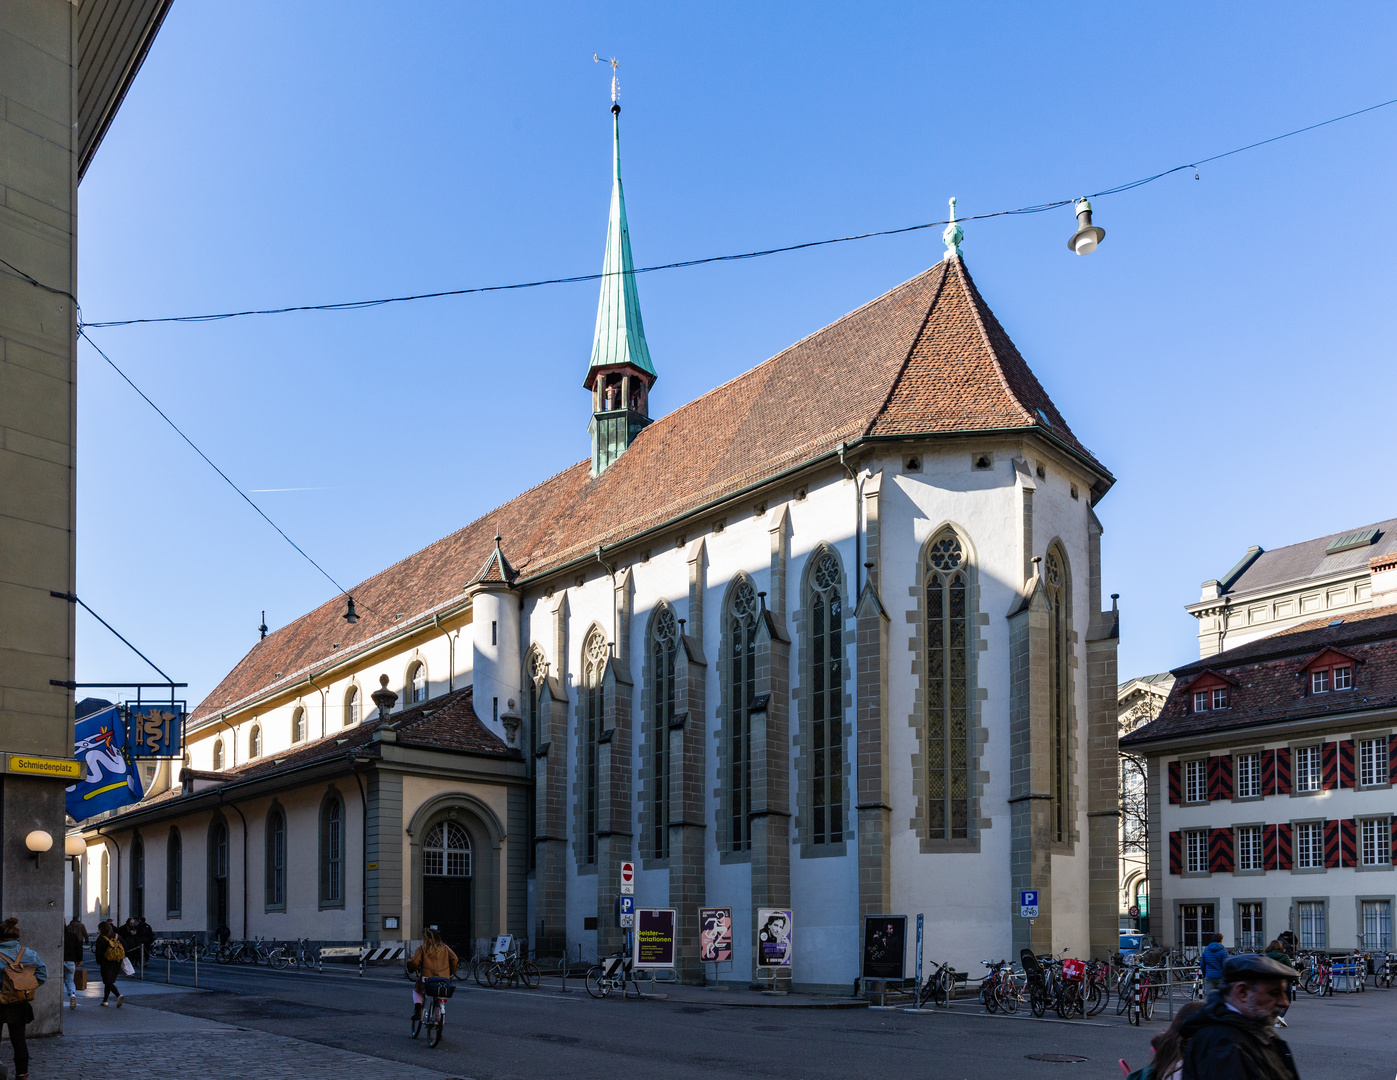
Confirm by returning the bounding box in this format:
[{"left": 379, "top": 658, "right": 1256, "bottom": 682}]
[
  {"left": 265, "top": 806, "right": 286, "bottom": 909},
  {"left": 131, "top": 834, "right": 145, "bottom": 919},
  {"left": 166, "top": 828, "right": 182, "bottom": 917},
  {"left": 248, "top": 724, "right": 262, "bottom": 759},
  {"left": 649, "top": 604, "right": 679, "bottom": 859},
  {"left": 808, "top": 551, "right": 844, "bottom": 845},
  {"left": 581, "top": 630, "right": 608, "bottom": 865},
  {"left": 320, "top": 793, "right": 344, "bottom": 906},
  {"left": 292, "top": 707, "right": 307, "bottom": 744},
  {"left": 424, "top": 820, "right": 472, "bottom": 877},
  {"left": 409, "top": 662, "right": 427, "bottom": 704},
  {"left": 212, "top": 738, "right": 225, "bottom": 771},
  {"left": 725, "top": 579, "right": 758, "bottom": 853},
  {"left": 344, "top": 686, "right": 361, "bottom": 727},
  {"left": 1044, "top": 545, "right": 1071, "bottom": 844},
  {"left": 925, "top": 530, "right": 970, "bottom": 841}
]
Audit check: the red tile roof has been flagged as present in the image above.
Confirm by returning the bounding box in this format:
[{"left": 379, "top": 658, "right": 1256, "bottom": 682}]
[
  {"left": 1122, "top": 603, "right": 1397, "bottom": 745},
  {"left": 193, "top": 257, "right": 1110, "bottom": 723}
]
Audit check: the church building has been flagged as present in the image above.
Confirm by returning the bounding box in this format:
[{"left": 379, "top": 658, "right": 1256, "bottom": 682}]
[{"left": 74, "top": 88, "right": 1121, "bottom": 990}]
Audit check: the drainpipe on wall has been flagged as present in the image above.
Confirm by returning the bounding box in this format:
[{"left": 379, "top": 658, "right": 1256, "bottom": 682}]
[
  {"left": 433, "top": 615, "right": 454, "bottom": 692},
  {"left": 838, "top": 442, "right": 864, "bottom": 596},
  {"left": 349, "top": 756, "right": 370, "bottom": 944},
  {"left": 307, "top": 672, "right": 327, "bottom": 739},
  {"left": 218, "top": 793, "right": 249, "bottom": 939}
]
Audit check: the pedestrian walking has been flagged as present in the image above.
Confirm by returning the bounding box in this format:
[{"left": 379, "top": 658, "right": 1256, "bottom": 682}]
[
  {"left": 1263, "top": 940, "right": 1297, "bottom": 1026},
  {"left": 0, "top": 916, "right": 49, "bottom": 1080},
  {"left": 1199, "top": 932, "right": 1228, "bottom": 995},
  {"left": 94, "top": 920, "right": 125, "bottom": 1007},
  {"left": 1181, "top": 954, "right": 1300, "bottom": 1080},
  {"left": 117, "top": 916, "right": 140, "bottom": 962},
  {"left": 63, "top": 917, "right": 88, "bottom": 1010},
  {"left": 135, "top": 916, "right": 155, "bottom": 965}
]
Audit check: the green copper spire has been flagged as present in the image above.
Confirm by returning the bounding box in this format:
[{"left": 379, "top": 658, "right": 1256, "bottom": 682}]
[{"left": 586, "top": 91, "right": 656, "bottom": 384}]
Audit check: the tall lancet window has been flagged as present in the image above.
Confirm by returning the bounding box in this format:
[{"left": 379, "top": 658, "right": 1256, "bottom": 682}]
[
  {"left": 925, "top": 531, "right": 970, "bottom": 841},
  {"left": 649, "top": 605, "right": 678, "bottom": 859},
  {"left": 809, "top": 552, "right": 844, "bottom": 845},
  {"left": 581, "top": 630, "right": 608, "bottom": 865},
  {"left": 1044, "top": 546, "right": 1071, "bottom": 845},
  {"left": 725, "top": 579, "right": 758, "bottom": 853}
]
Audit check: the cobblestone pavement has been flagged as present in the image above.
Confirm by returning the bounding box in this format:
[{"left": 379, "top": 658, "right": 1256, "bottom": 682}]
[{"left": 15, "top": 985, "right": 468, "bottom": 1080}]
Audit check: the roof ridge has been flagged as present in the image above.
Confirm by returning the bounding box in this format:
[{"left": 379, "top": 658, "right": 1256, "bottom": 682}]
[
  {"left": 862, "top": 260, "right": 951, "bottom": 437},
  {"left": 1254, "top": 516, "right": 1396, "bottom": 554},
  {"left": 641, "top": 264, "right": 947, "bottom": 425},
  {"left": 952, "top": 257, "right": 1038, "bottom": 429}
]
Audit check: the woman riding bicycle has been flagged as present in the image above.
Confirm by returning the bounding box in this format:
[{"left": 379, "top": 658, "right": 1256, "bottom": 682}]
[{"left": 407, "top": 928, "right": 458, "bottom": 1027}]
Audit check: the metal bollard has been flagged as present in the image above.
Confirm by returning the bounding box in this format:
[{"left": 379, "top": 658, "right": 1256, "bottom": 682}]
[
  {"left": 166, "top": 952, "right": 171, "bottom": 984},
  {"left": 193, "top": 945, "right": 198, "bottom": 989}
]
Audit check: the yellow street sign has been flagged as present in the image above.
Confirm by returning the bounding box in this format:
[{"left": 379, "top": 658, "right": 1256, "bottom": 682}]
[{"left": 7, "top": 754, "right": 83, "bottom": 779}]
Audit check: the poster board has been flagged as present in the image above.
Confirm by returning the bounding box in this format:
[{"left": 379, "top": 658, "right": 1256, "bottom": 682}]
[
  {"left": 861, "top": 915, "right": 907, "bottom": 981},
  {"left": 698, "top": 907, "right": 733, "bottom": 963},
  {"left": 634, "top": 908, "right": 677, "bottom": 969},
  {"left": 757, "top": 908, "right": 793, "bottom": 969}
]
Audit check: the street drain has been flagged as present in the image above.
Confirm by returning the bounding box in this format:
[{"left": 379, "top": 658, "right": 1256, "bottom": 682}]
[
  {"left": 528, "top": 1033, "right": 581, "bottom": 1044},
  {"left": 1026, "top": 1054, "right": 1089, "bottom": 1063}
]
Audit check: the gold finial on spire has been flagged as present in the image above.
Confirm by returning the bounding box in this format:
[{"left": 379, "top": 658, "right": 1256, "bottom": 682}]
[{"left": 593, "top": 53, "right": 620, "bottom": 104}]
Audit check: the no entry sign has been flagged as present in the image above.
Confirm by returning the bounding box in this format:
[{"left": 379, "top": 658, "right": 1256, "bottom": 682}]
[{"left": 621, "top": 862, "right": 634, "bottom": 884}]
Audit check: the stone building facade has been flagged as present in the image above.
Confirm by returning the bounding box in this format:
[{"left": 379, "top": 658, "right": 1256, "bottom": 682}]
[
  {"left": 75, "top": 98, "right": 1121, "bottom": 989},
  {"left": 1123, "top": 604, "right": 1397, "bottom": 956}
]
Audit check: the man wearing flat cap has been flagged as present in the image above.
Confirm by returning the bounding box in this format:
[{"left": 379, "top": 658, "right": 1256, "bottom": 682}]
[{"left": 1181, "top": 954, "right": 1301, "bottom": 1080}]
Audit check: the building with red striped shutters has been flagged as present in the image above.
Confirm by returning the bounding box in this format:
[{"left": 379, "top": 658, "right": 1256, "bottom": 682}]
[{"left": 1122, "top": 603, "right": 1397, "bottom": 956}]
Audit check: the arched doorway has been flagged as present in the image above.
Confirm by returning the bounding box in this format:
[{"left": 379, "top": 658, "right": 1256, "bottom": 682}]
[{"left": 421, "top": 820, "right": 472, "bottom": 955}]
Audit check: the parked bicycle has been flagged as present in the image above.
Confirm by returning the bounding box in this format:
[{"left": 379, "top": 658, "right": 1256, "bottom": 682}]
[
  {"left": 917, "top": 958, "right": 956, "bottom": 1008},
  {"left": 585, "top": 949, "right": 639, "bottom": 999},
  {"left": 978, "top": 959, "right": 1021, "bottom": 1013},
  {"left": 484, "top": 946, "right": 542, "bottom": 989}
]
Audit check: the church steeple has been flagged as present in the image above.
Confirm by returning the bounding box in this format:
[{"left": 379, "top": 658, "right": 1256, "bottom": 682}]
[{"left": 585, "top": 60, "right": 656, "bottom": 477}]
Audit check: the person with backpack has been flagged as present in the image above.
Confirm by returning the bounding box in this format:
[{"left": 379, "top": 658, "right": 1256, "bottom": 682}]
[
  {"left": 406, "top": 927, "right": 458, "bottom": 1028},
  {"left": 1199, "top": 932, "right": 1229, "bottom": 994},
  {"left": 63, "top": 917, "right": 88, "bottom": 1010},
  {"left": 94, "top": 920, "right": 125, "bottom": 1007},
  {"left": 0, "top": 916, "right": 49, "bottom": 1080}
]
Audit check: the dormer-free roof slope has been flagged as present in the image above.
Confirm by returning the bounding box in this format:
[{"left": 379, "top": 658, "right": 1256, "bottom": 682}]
[{"left": 192, "top": 257, "right": 1110, "bottom": 723}]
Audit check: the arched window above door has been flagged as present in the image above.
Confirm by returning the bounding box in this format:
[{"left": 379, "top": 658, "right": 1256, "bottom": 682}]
[{"left": 423, "top": 820, "right": 472, "bottom": 877}]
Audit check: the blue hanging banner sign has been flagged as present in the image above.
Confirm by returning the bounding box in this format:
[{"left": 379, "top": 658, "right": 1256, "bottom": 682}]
[
  {"left": 66, "top": 706, "right": 145, "bottom": 822},
  {"left": 128, "top": 704, "right": 184, "bottom": 758}
]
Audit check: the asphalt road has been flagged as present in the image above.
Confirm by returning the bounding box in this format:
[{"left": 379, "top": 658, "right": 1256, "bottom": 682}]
[{"left": 116, "top": 962, "right": 1395, "bottom": 1080}]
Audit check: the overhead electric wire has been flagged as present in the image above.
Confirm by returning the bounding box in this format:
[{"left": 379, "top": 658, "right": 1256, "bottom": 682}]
[
  {"left": 76, "top": 91, "right": 1397, "bottom": 331},
  {"left": 78, "top": 325, "right": 356, "bottom": 604}
]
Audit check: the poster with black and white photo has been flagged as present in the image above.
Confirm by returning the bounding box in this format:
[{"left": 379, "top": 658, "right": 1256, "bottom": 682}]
[
  {"left": 861, "top": 915, "right": 906, "bottom": 981},
  {"left": 757, "top": 908, "right": 793, "bottom": 969}
]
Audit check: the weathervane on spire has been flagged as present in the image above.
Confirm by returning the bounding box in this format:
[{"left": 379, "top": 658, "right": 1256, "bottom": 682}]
[
  {"left": 594, "top": 54, "right": 620, "bottom": 105},
  {"left": 942, "top": 197, "right": 963, "bottom": 261}
]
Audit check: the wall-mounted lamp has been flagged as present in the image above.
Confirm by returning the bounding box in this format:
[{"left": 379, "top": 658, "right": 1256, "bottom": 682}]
[
  {"left": 64, "top": 834, "right": 86, "bottom": 858},
  {"left": 26, "top": 830, "right": 53, "bottom": 867}
]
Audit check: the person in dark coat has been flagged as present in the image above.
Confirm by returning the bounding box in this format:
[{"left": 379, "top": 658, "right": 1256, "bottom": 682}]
[
  {"left": 117, "top": 917, "right": 139, "bottom": 961},
  {"left": 1182, "top": 954, "right": 1299, "bottom": 1080},
  {"left": 135, "top": 917, "right": 155, "bottom": 964},
  {"left": 93, "top": 921, "right": 124, "bottom": 1007},
  {"left": 63, "top": 918, "right": 87, "bottom": 1009}
]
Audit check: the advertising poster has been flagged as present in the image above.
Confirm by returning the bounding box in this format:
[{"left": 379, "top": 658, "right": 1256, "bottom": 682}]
[
  {"left": 861, "top": 915, "right": 907, "bottom": 981},
  {"left": 757, "top": 908, "right": 793, "bottom": 969},
  {"left": 634, "top": 908, "right": 677, "bottom": 968},
  {"left": 698, "top": 907, "right": 733, "bottom": 963}
]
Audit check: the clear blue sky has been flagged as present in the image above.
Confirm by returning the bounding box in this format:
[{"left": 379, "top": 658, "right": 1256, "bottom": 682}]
[{"left": 75, "top": 2, "right": 1397, "bottom": 705}]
